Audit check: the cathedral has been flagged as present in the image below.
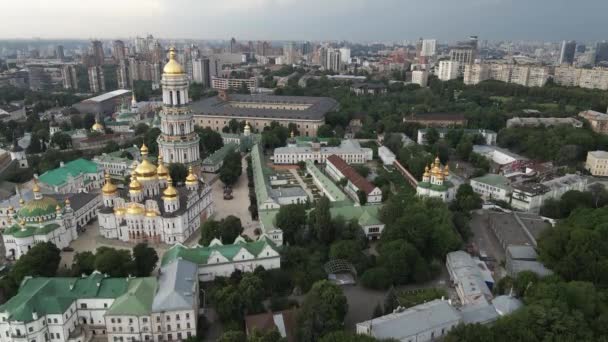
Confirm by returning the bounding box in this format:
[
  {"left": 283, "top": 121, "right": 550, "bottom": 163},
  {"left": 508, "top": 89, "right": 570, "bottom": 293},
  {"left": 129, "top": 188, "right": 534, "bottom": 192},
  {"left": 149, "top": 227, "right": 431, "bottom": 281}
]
[
  {"left": 97, "top": 48, "right": 214, "bottom": 244},
  {"left": 416, "top": 157, "right": 456, "bottom": 202}
]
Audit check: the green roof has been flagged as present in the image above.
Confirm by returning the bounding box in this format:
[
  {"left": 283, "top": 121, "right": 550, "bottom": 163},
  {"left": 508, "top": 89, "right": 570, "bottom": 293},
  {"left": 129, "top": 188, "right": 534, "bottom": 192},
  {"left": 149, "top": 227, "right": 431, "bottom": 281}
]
[
  {"left": 106, "top": 278, "right": 156, "bottom": 316},
  {"left": 471, "top": 174, "right": 511, "bottom": 191},
  {"left": 305, "top": 160, "right": 347, "bottom": 202},
  {"left": 0, "top": 273, "right": 130, "bottom": 322},
  {"left": 329, "top": 205, "right": 383, "bottom": 227},
  {"left": 202, "top": 143, "right": 238, "bottom": 166},
  {"left": 3, "top": 223, "right": 61, "bottom": 238},
  {"left": 161, "top": 236, "right": 279, "bottom": 267},
  {"left": 18, "top": 196, "right": 61, "bottom": 218},
  {"left": 251, "top": 145, "right": 273, "bottom": 208},
  {"left": 39, "top": 158, "right": 99, "bottom": 186}
]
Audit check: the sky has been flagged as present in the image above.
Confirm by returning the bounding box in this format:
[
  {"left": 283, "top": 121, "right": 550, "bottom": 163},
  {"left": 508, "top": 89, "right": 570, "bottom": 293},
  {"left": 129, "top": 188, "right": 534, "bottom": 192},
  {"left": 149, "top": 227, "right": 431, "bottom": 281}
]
[{"left": 1, "top": 0, "right": 607, "bottom": 42}]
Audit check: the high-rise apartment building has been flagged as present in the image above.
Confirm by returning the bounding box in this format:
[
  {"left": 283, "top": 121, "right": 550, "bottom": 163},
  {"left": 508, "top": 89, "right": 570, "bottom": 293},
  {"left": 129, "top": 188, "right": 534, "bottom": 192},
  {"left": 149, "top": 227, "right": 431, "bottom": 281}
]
[
  {"left": 327, "top": 48, "right": 342, "bottom": 72},
  {"left": 339, "top": 47, "right": 351, "bottom": 64},
  {"left": 230, "top": 37, "right": 237, "bottom": 53},
  {"left": 88, "top": 66, "right": 106, "bottom": 93},
  {"left": 450, "top": 48, "right": 475, "bottom": 74},
  {"left": 301, "top": 41, "right": 312, "bottom": 55},
  {"left": 559, "top": 40, "right": 576, "bottom": 65},
  {"left": 55, "top": 45, "right": 65, "bottom": 61},
  {"left": 117, "top": 61, "right": 130, "bottom": 89},
  {"left": 192, "top": 57, "right": 211, "bottom": 87},
  {"left": 91, "top": 40, "right": 104, "bottom": 66},
  {"left": 437, "top": 61, "right": 460, "bottom": 81},
  {"left": 112, "top": 40, "right": 126, "bottom": 61},
  {"left": 464, "top": 63, "right": 549, "bottom": 87},
  {"left": 283, "top": 42, "right": 297, "bottom": 65},
  {"left": 61, "top": 65, "right": 78, "bottom": 89},
  {"left": 463, "top": 64, "right": 489, "bottom": 85},
  {"left": 411, "top": 70, "right": 429, "bottom": 87},
  {"left": 421, "top": 39, "right": 437, "bottom": 57},
  {"left": 595, "top": 41, "right": 608, "bottom": 66}
]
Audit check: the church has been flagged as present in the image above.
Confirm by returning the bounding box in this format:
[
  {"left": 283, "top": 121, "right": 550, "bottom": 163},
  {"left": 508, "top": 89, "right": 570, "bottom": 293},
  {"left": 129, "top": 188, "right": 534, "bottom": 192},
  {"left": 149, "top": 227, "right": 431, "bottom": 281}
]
[
  {"left": 416, "top": 157, "right": 456, "bottom": 202},
  {"left": 97, "top": 48, "right": 214, "bottom": 244}
]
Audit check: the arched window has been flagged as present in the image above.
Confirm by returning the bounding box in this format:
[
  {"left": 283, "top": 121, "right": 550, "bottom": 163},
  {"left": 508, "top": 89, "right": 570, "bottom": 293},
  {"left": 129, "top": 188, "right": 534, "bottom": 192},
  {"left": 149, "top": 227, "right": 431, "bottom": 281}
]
[
  {"left": 169, "top": 91, "right": 173, "bottom": 105},
  {"left": 169, "top": 124, "right": 174, "bottom": 135},
  {"left": 176, "top": 91, "right": 181, "bottom": 105},
  {"left": 180, "top": 123, "right": 185, "bottom": 135}
]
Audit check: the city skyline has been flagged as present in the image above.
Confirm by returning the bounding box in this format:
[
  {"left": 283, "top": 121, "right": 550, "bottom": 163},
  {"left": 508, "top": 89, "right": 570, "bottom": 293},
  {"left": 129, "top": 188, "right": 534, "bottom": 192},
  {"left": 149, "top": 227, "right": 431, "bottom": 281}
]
[{"left": 1, "top": 0, "right": 607, "bottom": 41}]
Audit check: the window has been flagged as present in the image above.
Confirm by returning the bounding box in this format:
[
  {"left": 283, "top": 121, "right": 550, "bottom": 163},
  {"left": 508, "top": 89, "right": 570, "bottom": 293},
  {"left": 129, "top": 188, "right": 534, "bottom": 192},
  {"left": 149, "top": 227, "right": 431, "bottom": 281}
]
[
  {"left": 175, "top": 314, "right": 180, "bottom": 321},
  {"left": 168, "top": 334, "right": 172, "bottom": 341},
  {"left": 142, "top": 318, "right": 148, "bottom": 323},
  {"left": 104, "top": 303, "right": 108, "bottom": 308},
  {"left": 129, "top": 318, "right": 133, "bottom": 324},
  {"left": 176, "top": 324, "right": 180, "bottom": 330},
  {"left": 177, "top": 333, "right": 182, "bottom": 340},
  {"left": 166, "top": 316, "right": 170, "bottom": 322},
  {"left": 117, "top": 319, "right": 122, "bottom": 324},
  {"left": 167, "top": 325, "right": 171, "bottom": 331},
  {"left": 111, "top": 319, "right": 115, "bottom": 323},
  {"left": 80, "top": 303, "right": 87, "bottom": 309},
  {"left": 54, "top": 319, "right": 58, "bottom": 323},
  {"left": 28, "top": 327, "right": 33, "bottom": 332},
  {"left": 185, "top": 313, "right": 190, "bottom": 319},
  {"left": 156, "top": 316, "right": 160, "bottom": 323}
]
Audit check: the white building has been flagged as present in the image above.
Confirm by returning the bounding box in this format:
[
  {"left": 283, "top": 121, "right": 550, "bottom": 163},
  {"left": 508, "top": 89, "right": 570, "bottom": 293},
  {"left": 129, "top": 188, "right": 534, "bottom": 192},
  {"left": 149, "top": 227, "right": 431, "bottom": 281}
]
[
  {"left": 339, "top": 47, "right": 351, "bottom": 64},
  {"left": 273, "top": 139, "right": 373, "bottom": 165},
  {"left": 38, "top": 158, "right": 103, "bottom": 195},
  {"left": 161, "top": 235, "right": 281, "bottom": 282},
  {"left": 585, "top": 150, "right": 608, "bottom": 176},
  {"left": 211, "top": 76, "right": 258, "bottom": 92},
  {"left": 506, "top": 117, "right": 583, "bottom": 128},
  {"left": 416, "top": 157, "right": 457, "bottom": 202},
  {"left": 356, "top": 299, "right": 462, "bottom": 342},
  {"left": 437, "top": 61, "right": 460, "bottom": 81},
  {"left": 446, "top": 251, "right": 494, "bottom": 306},
  {"left": 0, "top": 259, "right": 200, "bottom": 342},
  {"left": 8, "top": 140, "right": 28, "bottom": 168},
  {"left": 378, "top": 146, "right": 396, "bottom": 166},
  {"left": 421, "top": 39, "right": 437, "bottom": 57},
  {"left": 411, "top": 70, "right": 428, "bottom": 87},
  {"left": 511, "top": 174, "right": 588, "bottom": 212},
  {"left": 417, "top": 128, "right": 497, "bottom": 146},
  {"left": 326, "top": 155, "right": 382, "bottom": 205},
  {"left": 470, "top": 174, "right": 512, "bottom": 202}
]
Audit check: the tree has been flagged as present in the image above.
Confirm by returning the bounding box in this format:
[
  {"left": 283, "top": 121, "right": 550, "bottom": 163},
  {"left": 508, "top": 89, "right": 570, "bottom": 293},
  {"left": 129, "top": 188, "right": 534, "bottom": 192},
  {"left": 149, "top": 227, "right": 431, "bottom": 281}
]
[
  {"left": 383, "top": 286, "right": 398, "bottom": 315},
  {"left": 132, "top": 243, "right": 159, "bottom": 277},
  {"left": 378, "top": 239, "right": 428, "bottom": 284},
  {"left": 238, "top": 273, "right": 265, "bottom": 314},
  {"left": 353, "top": 164, "right": 370, "bottom": 177},
  {"left": 134, "top": 123, "right": 149, "bottom": 136},
  {"left": 312, "top": 197, "right": 334, "bottom": 244},
  {"left": 70, "top": 115, "right": 83, "bottom": 129},
  {"left": 453, "top": 184, "right": 482, "bottom": 212},
  {"left": 94, "top": 247, "right": 133, "bottom": 277},
  {"left": 297, "top": 280, "right": 348, "bottom": 342},
  {"left": 425, "top": 128, "right": 440, "bottom": 145},
  {"left": 10, "top": 242, "right": 61, "bottom": 284},
  {"left": 357, "top": 190, "right": 368, "bottom": 205},
  {"left": 213, "top": 285, "right": 244, "bottom": 323},
  {"left": 199, "top": 220, "right": 222, "bottom": 245},
  {"left": 220, "top": 150, "right": 243, "bottom": 186},
  {"left": 317, "top": 125, "right": 334, "bottom": 138},
  {"left": 71, "top": 251, "right": 96, "bottom": 276},
  {"left": 456, "top": 138, "right": 473, "bottom": 160},
  {"left": 50, "top": 132, "right": 72, "bottom": 149},
  {"left": 360, "top": 267, "right": 392, "bottom": 290},
  {"left": 217, "top": 331, "right": 246, "bottom": 342},
  {"left": 102, "top": 141, "right": 120, "bottom": 154},
  {"left": 144, "top": 127, "right": 161, "bottom": 155},
  {"left": 372, "top": 303, "right": 384, "bottom": 318},
  {"left": 83, "top": 113, "right": 96, "bottom": 129},
  {"left": 220, "top": 216, "right": 244, "bottom": 244},
  {"left": 274, "top": 204, "right": 307, "bottom": 245},
  {"left": 196, "top": 126, "right": 224, "bottom": 156},
  {"left": 169, "top": 163, "right": 188, "bottom": 184}
]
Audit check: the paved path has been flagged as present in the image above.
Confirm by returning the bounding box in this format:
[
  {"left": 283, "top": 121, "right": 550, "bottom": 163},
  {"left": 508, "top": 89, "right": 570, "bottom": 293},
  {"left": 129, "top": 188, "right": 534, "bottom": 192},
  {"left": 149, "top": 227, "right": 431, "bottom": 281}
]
[{"left": 288, "top": 168, "right": 315, "bottom": 200}]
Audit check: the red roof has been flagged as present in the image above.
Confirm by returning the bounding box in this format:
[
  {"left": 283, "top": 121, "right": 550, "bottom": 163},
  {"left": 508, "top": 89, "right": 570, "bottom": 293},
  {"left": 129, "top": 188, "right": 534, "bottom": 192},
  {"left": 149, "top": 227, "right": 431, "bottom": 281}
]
[
  {"left": 245, "top": 309, "right": 297, "bottom": 342},
  {"left": 326, "top": 155, "right": 376, "bottom": 195}
]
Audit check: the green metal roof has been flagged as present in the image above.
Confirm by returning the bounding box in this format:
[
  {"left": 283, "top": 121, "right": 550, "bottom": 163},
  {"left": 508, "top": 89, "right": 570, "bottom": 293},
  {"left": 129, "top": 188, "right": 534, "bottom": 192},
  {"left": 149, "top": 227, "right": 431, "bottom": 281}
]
[
  {"left": 471, "top": 174, "right": 511, "bottom": 191},
  {"left": 39, "top": 158, "right": 99, "bottom": 186},
  {"left": 251, "top": 144, "right": 273, "bottom": 208},
  {"left": 161, "top": 237, "right": 279, "bottom": 267},
  {"left": 3, "top": 223, "right": 61, "bottom": 238},
  {"left": 305, "top": 160, "right": 347, "bottom": 202},
  {"left": 329, "top": 204, "right": 383, "bottom": 227},
  {"left": 17, "top": 196, "right": 60, "bottom": 218},
  {"left": 0, "top": 273, "right": 130, "bottom": 322},
  {"left": 202, "top": 143, "right": 238, "bottom": 166},
  {"left": 106, "top": 278, "right": 157, "bottom": 316}
]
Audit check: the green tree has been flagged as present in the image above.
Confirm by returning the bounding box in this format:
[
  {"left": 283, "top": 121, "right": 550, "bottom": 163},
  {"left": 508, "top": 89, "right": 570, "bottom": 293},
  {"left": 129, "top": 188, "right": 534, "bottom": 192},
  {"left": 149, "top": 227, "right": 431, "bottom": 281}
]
[
  {"left": 360, "top": 267, "right": 392, "bottom": 290},
  {"left": 199, "top": 220, "right": 222, "bottom": 245},
  {"left": 144, "top": 127, "right": 162, "bottom": 155},
  {"left": 238, "top": 273, "right": 265, "bottom": 315},
  {"left": 83, "top": 113, "right": 96, "bottom": 129},
  {"left": 453, "top": 184, "right": 482, "bottom": 212},
  {"left": 312, "top": 197, "right": 334, "bottom": 244},
  {"left": 297, "top": 280, "right": 348, "bottom": 342},
  {"left": 220, "top": 216, "right": 244, "bottom": 244},
  {"left": 132, "top": 243, "right": 159, "bottom": 277},
  {"left": 134, "top": 123, "right": 149, "bottom": 136},
  {"left": 196, "top": 126, "right": 224, "bottom": 156},
  {"left": 94, "top": 247, "right": 133, "bottom": 277},
  {"left": 219, "top": 150, "right": 243, "bottom": 186},
  {"left": 169, "top": 163, "right": 188, "bottom": 183},
  {"left": 274, "top": 204, "right": 307, "bottom": 245},
  {"left": 71, "top": 251, "right": 96, "bottom": 276},
  {"left": 50, "top": 132, "right": 72, "bottom": 149},
  {"left": 357, "top": 190, "right": 368, "bottom": 205},
  {"left": 102, "top": 141, "right": 120, "bottom": 154},
  {"left": 425, "top": 128, "right": 440, "bottom": 145},
  {"left": 10, "top": 242, "right": 61, "bottom": 284},
  {"left": 213, "top": 285, "right": 244, "bottom": 323},
  {"left": 217, "top": 331, "right": 246, "bottom": 342},
  {"left": 317, "top": 124, "right": 334, "bottom": 138}
]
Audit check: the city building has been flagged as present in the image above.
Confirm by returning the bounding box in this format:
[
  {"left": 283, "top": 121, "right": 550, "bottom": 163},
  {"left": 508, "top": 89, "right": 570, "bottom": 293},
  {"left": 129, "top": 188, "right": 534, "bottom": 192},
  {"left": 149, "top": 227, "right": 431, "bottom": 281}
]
[
  {"left": 595, "top": 41, "right": 608, "bottom": 66},
  {"left": 93, "top": 150, "right": 138, "bottom": 179},
  {"left": 463, "top": 63, "right": 550, "bottom": 87},
  {"left": 553, "top": 66, "right": 608, "bottom": 90},
  {"left": 339, "top": 47, "right": 351, "bottom": 64},
  {"left": 160, "top": 235, "right": 281, "bottom": 282},
  {"left": 356, "top": 299, "right": 462, "bottom": 342},
  {"left": 191, "top": 92, "right": 339, "bottom": 137},
  {"left": 273, "top": 138, "right": 373, "bottom": 165},
  {"left": 470, "top": 174, "right": 512, "bottom": 202},
  {"left": 437, "top": 61, "right": 460, "bottom": 81},
  {"left": 329, "top": 205, "right": 385, "bottom": 239},
  {"left": 156, "top": 48, "right": 201, "bottom": 165},
  {"left": 350, "top": 83, "right": 388, "bottom": 96},
  {"left": 0, "top": 259, "right": 200, "bottom": 342},
  {"left": 446, "top": 251, "right": 494, "bottom": 306},
  {"left": 506, "top": 245, "right": 553, "bottom": 278},
  {"left": 558, "top": 40, "right": 576, "bottom": 65},
  {"left": 325, "top": 155, "right": 382, "bottom": 205},
  {"left": 55, "top": 45, "right": 65, "bottom": 61},
  {"left": 403, "top": 113, "right": 467, "bottom": 127},
  {"left": 579, "top": 109, "right": 608, "bottom": 134},
  {"left": 506, "top": 117, "right": 583, "bottom": 128},
  {"left": 511, "top": 174, "right": 587, "bottom": 212},
  {"left": 73, "top": 89, "right": 132, "bottom": 115},
  {"left": 112, "top": 40, "right": 126, "bottom": 61},
  {"left": 61, "top": 65, "right": 78, "bottom": 90},
  {"left": 201, "top": 143, "right": 239, "bottom": 173},
  {"left": 91, "top": 40, "right": 105, "bottom": 66},
  {"left": 192, "top": 57, "right": 211, "bottom": 87},
  {"left": 416, "top": 157, "right": 456, "bottom": 202},
  {"left": 411, "top": 70, "right": 429, "bottom": 87},
  {"left": 87, "top": 66, "right": 105, "bottom": 93},
  {"left": 38, "top": 158, "right": 103, "bottom": 194},
  {"left": 8, "top": 140, "right": 28, "bottom": 169},
  {"left": 585, "top": 150, "right": 608, "bottom": 176},
  {"left": 211, "top": 76, "right": 258, "bottom": 92},
  {"left": 421, "top": 39, "right": 437, "bottom": 57},
  {"left": 417, "top": 128, "right": 497, "bottom": 145}
]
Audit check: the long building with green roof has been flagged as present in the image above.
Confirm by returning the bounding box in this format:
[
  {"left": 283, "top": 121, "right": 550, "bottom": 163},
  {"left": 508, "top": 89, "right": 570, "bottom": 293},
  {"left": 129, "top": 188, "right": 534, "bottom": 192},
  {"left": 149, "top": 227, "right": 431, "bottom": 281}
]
[
  {"left": 38, "top": 158, "right": 103, "bottom": 194},
  {"left": 161, "top": 235, "right": 280, "bottom": 282},
  {"left": 0, "top": 259, "right": 200, "bottom": 342}
]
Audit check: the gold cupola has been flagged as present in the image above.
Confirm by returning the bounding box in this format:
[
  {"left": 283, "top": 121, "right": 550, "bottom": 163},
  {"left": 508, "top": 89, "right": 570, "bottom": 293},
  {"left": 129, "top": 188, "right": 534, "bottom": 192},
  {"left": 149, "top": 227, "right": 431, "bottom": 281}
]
[
  {"left": 423, "top": 165, "right": 430, "bottom": 178},
  {"left": 129, "top": 172, "right": 142, "bottom": 193},
  {"left": 443, "top": 164, "right": 450, "bottom": 177},
  {"left": 162, "top": 177, "right": 178, "bottom": 200},
  {"left": 185, "top": 166, "right": 198, "bottom": 186},
  {"left": 156, "top": 154, "right": 169, "bottom": 180},
  {"left": 101, "top": 171, "right": 118, "bottom": 195},
  {"left": 91, "top": 119, "right": 104, "bottom": 132},
  {"left": 134, "top": 144, "right": 157, "bottom": 180},
  {"left": 163, "top": 47, "right": 185, "bottom": 75}
]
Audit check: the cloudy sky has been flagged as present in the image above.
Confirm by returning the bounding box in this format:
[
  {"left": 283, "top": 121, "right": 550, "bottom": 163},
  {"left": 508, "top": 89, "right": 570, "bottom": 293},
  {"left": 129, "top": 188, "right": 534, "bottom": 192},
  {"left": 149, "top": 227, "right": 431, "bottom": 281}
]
[{"left": 1, "top": 0, "right": 607, "bottom": 41}]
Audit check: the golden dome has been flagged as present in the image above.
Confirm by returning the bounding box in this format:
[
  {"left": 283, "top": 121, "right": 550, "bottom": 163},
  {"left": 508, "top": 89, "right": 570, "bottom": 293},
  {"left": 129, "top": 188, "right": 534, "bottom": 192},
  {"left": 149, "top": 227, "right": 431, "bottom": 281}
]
[
  {"left": 19, "top": 198, "right": 24, "bottom": 205},
  {"left": 101, "top": 172, "right": 118, "bottom": 195},
  {"left": 163, "top": 47, "right": 185, "bottom": 75},
  {"left": 140, "top": 143, "right": 149, "bottom": 156},
  {"left": 434, "top": 156, "right": 440, "bottom": 166},
  {"left": 129, "top": 172, "right": 142, "bottom": 192},
  {"left": 55, "top": 204, "right": 61, "bottom": 212},
  {"left": 32, "top": 181, "right": 40, "bottom": 193},
  {"left": 157, "top": 154, "right": 169, "bottom": 179},
  {"left": 91, "top": 120, "right": 104, "bottom": 132},
  {"left": 185, "top": 166, "right": 198, "bottom": 185},
  {"left": 145, "top": 209, "right": 159, "bottom": 217},
  {"left": 65, "top": 198, "right": 70, "bottom": 205},
  {"left": 443, "top": 165, "right": 450, "bottom": 177},
  {"left": 126, "top": 203, "right": 145, "bottom": 216},
  {"left": 423, "top": 165, "right": 430, "bottom": 178},
  {"left": 134, "top": 144, "right": 157, "bottom": 179},
  {"left": 114, "top": 207, "right": 126, "bottom": 216},
  {"left": 163, "top": 178, "right": 178, "bottom": 200}
]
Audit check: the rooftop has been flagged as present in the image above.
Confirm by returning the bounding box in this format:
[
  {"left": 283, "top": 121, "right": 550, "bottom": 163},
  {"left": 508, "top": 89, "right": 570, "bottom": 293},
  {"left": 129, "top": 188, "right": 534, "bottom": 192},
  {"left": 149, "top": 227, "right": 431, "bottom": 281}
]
[
  {"left": 579, "top": 109, "right": 608, "bottom": 120},
  {"left": 82, "top": 89, "right": 131, "bottom": 103},
  {"left": 39, "top": 159, "right": 99, "bottom": 187},
  {"left": 589, "top": 150, "right": 608, "bottom": 159},
  {"left": 471, "top": 174, "right": 511, "bottom": 191},
  {"left": 326, "top": 155, "right": 376, "bottom": 195},
  {"left": 403, "top": 112, "right": 467, "bottom": 122},
  {"left": 190, "top": 94, "right": 338, "bottom": 120},
  {"left": 151, "top": 259, "right": 198, "bottom": 312},
  {"left": 202, "top": 143, "right": 239, "bottom": 166}
]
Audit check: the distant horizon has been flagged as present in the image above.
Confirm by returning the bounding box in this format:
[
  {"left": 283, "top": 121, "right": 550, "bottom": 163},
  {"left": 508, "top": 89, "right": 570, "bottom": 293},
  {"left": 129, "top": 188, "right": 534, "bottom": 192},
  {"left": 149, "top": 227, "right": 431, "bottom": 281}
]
[{"left": 1, "top": 0, "right": 607, "bottom": 42}]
